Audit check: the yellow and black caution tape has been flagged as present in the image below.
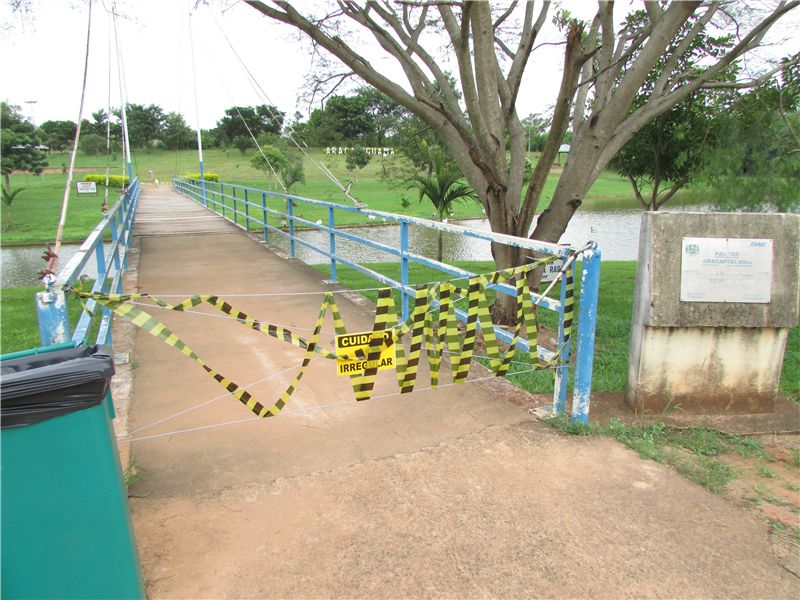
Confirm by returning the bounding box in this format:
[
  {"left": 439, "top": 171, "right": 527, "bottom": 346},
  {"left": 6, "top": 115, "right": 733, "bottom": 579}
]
[{"left": 69, "top": 255, "right": 573, "bottom": 418}]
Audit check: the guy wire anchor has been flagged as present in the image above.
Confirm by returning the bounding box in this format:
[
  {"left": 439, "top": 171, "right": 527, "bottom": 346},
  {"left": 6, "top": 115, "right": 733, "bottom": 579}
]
[{"left": 40, "top": 274, "right": 57, "bottom": 304}]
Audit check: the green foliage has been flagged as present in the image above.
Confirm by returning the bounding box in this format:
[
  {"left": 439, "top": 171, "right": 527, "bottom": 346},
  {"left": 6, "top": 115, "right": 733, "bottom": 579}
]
[
  {"left": 84, "top": 174, "right": 130, "bottom": 188},
  {"left": 112, "top": 103, "right": 165, "bottom": 152},
  {"left": 81, "top": 133, "right": 106, "bottom": 156},
  {"left": 1, "top": 101, "right": 49, "bottom": 189},
  {"left": 408, "top": 157, "right": 478, "bottom": 262},
  {"left": 39, "top": 120, "right": 77, "bottom": 153},
  {"left": 233, "top": 136, "right": 251, "bottom": 155},
  {"left": 695, "top": 63, "right": 800, "bottom": 213},
  {"left": 214, "top": 105, "right": 284, "bottom": 147},
  {"left": 506, "top": 155, "right": 534, "bottom": 183},
  {"left": 161, "top": 112, "right": 195, "bottom": 151},
  {"left": 184, "top": 173, "right": 219, "bottom": 182},
  {"left": 1, "top": 186, "right": 25, "bottom": 231},
  {"left": 609, "top": 100, "right": 715, "bottom": 210},
  {"left": 345, "top": 145, "right": 371, "bottom": 175},
  {"left": 279, "top": 161, "right": 305, "bottom": 193},
  {"left": 408, "top": 158, "right": 478, "bottom": 220}
]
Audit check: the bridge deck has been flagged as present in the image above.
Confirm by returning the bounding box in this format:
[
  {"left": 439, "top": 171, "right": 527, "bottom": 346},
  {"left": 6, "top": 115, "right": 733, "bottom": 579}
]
[{"left": 123, "top": 186, "right": 793, "bottom": 599}]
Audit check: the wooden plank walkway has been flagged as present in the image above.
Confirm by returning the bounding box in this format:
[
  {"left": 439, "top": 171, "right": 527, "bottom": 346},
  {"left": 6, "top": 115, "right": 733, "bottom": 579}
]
[{"left": 133, "top": 186, "right": 241, "bottom": 237}]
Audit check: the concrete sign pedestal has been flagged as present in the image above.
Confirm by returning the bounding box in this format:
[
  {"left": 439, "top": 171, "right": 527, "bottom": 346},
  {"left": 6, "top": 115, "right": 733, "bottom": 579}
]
[{"left": 626, "top": 212, "right": 799, "bottom": 415}]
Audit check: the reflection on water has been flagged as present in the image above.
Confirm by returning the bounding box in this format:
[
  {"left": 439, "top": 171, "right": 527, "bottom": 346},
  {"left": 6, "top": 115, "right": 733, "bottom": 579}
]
[
  {"left": 1, "top": 244, "right": 100, "bottom": 288},
  {"left": 269, "top": 195, "right": 712, "bottom": 266}
]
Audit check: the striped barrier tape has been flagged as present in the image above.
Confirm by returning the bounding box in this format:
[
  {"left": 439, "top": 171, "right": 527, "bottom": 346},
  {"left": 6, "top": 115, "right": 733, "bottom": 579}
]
[{"left": 68, "top": 255, "right": 573, "bottom": 418}]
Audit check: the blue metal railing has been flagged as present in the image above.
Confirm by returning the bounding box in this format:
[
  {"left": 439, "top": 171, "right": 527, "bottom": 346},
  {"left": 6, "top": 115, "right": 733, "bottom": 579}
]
[
  {"left": 174, "top": 176, "right": 601, "bottom": 422},
  {"left": 35, "top": 177, "right": 140, "bottom": 348}
]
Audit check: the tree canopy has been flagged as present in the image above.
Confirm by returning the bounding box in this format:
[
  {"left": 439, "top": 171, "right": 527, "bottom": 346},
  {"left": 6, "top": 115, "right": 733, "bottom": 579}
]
[
  {"left": 1, "top": 101, "right": 48, "bottom": 191},
  {"left": 243, "top": 0, "right": 800, "bottom": 322},
  {"left": 214, "top": 105, "right": 285, "bottom": 146}
]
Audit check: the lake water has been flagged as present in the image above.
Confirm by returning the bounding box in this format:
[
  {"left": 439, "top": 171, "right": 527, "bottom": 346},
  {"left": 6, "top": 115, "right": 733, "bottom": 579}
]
[
  {"left": 268, "top": 194, "right": 711, "bottom": 265},
  {"left": 1, "top": 194, "right": 709, "bottom": 288}
]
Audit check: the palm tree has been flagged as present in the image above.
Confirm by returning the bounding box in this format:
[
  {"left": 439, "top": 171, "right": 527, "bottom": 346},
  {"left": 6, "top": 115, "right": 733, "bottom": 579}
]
[
  {"left": 408, "top": 160, "right": 478, "bottom": 262},
  {"left": 279, "top": 161, "right": 306, "bottom": 212},
  {"left": 1, "top": 186, "right": 24, "bottom": 232}
]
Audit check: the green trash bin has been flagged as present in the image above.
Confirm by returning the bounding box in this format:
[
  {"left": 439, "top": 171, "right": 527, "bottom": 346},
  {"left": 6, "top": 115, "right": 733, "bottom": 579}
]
[{"left": 1, "top": 344, "right": 145, "bottom": 600}]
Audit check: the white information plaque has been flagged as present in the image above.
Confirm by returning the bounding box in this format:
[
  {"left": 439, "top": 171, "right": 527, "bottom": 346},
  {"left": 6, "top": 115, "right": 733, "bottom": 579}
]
[
  {"left": 680, "top": 237, "right": 773, "bottom": 303},
  {"left": 76, "top": 181, "right": 97, "bottom": 194}
]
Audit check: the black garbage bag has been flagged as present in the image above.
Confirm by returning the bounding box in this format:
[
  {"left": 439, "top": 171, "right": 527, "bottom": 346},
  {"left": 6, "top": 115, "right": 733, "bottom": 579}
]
[{"left": 1, "top": 345, "right": 116, "bottom": 429}]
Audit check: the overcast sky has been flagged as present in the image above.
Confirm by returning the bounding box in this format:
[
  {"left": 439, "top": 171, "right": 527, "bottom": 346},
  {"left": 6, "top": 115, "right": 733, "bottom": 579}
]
[{"left": 1, "top": 1, "right": 798, "bottom": 132}]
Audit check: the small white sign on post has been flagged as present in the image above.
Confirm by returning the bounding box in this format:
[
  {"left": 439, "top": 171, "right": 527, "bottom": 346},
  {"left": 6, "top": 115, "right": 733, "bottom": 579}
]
[
  {"left": 540, "top": 257, "right": 564, "bottom": 283},
  {"left": 76, "top": 181, "right": 97, "bottom": 195},
  {"left": 680, "top": 237, "right": 773, "bottom": 303}
]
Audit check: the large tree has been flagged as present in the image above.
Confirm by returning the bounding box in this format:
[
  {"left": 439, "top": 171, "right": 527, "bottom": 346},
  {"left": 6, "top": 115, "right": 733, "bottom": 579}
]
[
  {"left": 1, "top": 101, "right": 48, "bottom": 191},
  {"left": 698, "top": 63, "right": 800, "bottom": 212},
  {"left": 244, "top": 1, "right": 799, "bottom": 320},
  {"left": 39, "top": 120, "right": 77, "bottom": 153},
  {"left": 215, "top": 105, "right": 285, "bottom": 146}
]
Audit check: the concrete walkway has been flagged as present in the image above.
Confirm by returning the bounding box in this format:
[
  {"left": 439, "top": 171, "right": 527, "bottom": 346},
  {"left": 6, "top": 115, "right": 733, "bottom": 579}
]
[{"left": 124, "top": 187, "right": 797, "bottom": 598}]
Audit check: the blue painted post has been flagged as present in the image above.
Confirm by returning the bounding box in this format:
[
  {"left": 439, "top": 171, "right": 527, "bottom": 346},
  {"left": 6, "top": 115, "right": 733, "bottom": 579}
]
[
  {"left": 262, "top": 193, "right": 268, "bottom": 243},
  {"left": 329, "top": 206, "right": 337, "bottom": 282},
  {"left": 220, "top": 184, "right": 225, "bottom": 218},
  {"left": 401, "top": 221, "right": 409, "bottom": 322},
  {"left": 572, "top": 247, "right": 602, "bottom": 423},
  {"left": 553, "top": 262, "right": 573, "bottom": 415},
  {"left": 244, "top": 189, "right": 250, "bottom": 231},
  {"left": 232, "top": 188, "right": 238, "bottom": 226},
  {"left": 93, "top": 241, "right": 112, "bottom": 345},
  {"left": 288, "top": 200, "right": 295, "bottom": 258},
  {"left": 109, "top": 214, "right": 121, "bottom": 273},
  {"left": 35, "top": 289, "right": 70, "bottom": 346},
  {"left": 118, "top": 201, "right": 129, "bottom": 272}
]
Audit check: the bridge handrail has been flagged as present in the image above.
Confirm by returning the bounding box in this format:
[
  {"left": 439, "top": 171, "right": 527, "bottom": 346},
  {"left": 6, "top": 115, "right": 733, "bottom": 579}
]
[
  {"left": 174, "top": 176, "right": 602, "bottom": 423},
  {"left": 36, "top": 177, "right": 140, "bottom": 347}
]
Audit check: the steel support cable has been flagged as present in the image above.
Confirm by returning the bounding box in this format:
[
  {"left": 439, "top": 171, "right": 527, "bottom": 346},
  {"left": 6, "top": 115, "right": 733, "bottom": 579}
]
[
  {"left": 102, "top": 9, "right": 112, "bottom": 217},
  {"left": 189, "top": 18, "right": 288, "bottom": 194},
  {"left": 115, "top": 367, "right": 545, "bottom": 445},
  {"left": 204, "top": 7, "right": 350, "bottom": 196},
  {"left": 46, "top": 0, "right": 93, "bottom": 277},
  {"left": 112, "top": 2, "right": 133, "bottom": 181},
  {"left": 116, "top": 355, "right": 325, "bottom": 440}
]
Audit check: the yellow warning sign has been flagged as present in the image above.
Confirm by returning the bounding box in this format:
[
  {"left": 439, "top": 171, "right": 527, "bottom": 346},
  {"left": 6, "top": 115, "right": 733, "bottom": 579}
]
[{"left": 336, "top": 331, "right": 396, "bottom": 376}]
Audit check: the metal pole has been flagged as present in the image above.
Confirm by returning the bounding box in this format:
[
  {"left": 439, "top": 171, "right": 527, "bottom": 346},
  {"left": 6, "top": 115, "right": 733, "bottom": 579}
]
[
  {"left": 288, "top": 201, "right": 295, "bottom": 258},
  {"left": 572, "top": 247, "right": 602, "bottom": 423},
  {"left": 262, "top": 192, "right": 268, "bottom": 243},
  {"left": 189, "top": 14, "right": 207, "bottom": 204},
  {"left": 401, "top": 221, "right": 409, "bottom": 322},
  {"left": 329, "top": 206, "right": 337, "bottom": 282},
  {"left": 35, "top": 284, "right": 71, "bottom": 347}
]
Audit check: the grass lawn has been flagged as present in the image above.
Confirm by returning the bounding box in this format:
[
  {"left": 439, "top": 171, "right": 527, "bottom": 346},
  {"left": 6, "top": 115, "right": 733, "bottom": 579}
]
[
  {"left": 2, "top": 146, "right": 637, "bottom": 246},
  {"left": 1, "top": 283, "right": 95, "bottom": 354}
]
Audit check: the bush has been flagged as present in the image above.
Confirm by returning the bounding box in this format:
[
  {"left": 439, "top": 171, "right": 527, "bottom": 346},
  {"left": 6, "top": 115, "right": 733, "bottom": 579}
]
[
  {"left": 81, "top": 134, "right": 105, "bottom": 156},
  {"left": 506, "top": 156, "right": 534, "bottom": 183},
  {"left": 184, "top": 173, "right": 219, "bottom": 182},
  {"left": 84, "top": 174, "right": 130, "bottom": 188}
]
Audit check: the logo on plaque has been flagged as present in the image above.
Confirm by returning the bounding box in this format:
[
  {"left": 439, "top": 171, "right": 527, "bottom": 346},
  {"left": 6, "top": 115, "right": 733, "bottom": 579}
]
[{"left": 685, "top": 244, "right": 699, "bottom": 255}]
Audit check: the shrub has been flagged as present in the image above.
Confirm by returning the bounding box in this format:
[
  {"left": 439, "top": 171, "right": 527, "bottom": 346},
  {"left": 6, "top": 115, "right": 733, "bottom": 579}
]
[
  {"left": 84, "top": 174, "right": 130, "bottom": 188},
  {"left": 81, "top": 134, "right": 105, "bottom": 156},
  {"left": 184, "top": 173, "right": 220, "bottom": 182}
]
